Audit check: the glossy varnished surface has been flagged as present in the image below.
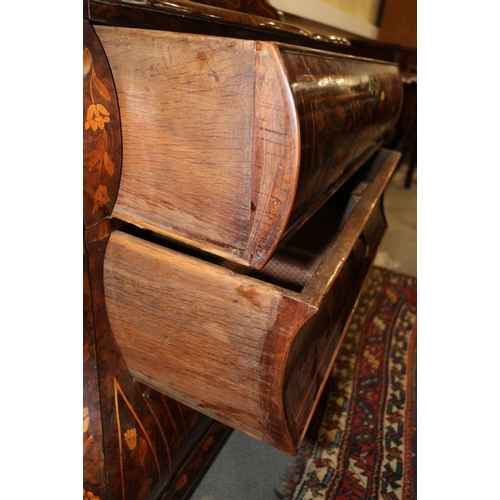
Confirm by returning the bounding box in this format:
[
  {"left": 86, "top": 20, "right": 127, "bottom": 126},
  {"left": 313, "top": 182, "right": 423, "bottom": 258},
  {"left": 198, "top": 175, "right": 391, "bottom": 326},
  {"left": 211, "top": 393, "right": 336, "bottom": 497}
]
[
  {"left": 191, "top": 0, "right": 281, "bottom": 19},
  {"left": 83, "top": 21, "right": 122, "bottom": 229},
  {"left": 88, "top": 0, "right": 412, "bottom": 63},
  {"left": 278, "top": 45, "right": 402, "bottom": 234}
]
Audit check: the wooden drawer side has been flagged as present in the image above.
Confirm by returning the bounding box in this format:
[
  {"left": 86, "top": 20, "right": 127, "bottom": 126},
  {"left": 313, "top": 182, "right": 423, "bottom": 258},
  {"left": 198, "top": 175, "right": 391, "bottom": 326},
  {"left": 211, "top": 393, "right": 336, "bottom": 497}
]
[{"left": 283, "top": 200, "right": 387, "bottom": 445}]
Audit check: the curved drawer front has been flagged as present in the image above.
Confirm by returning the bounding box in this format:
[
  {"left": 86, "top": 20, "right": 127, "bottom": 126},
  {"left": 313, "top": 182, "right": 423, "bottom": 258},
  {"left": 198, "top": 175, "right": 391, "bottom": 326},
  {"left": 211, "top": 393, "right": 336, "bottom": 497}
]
[
  {"left": 95, "top": 27, "right": 402, "bottom": 268},
  {"left": 103, "top": 149, "right": 400, "bottom": 454},
  {"left": 279, "top": 46, "right": 403, "bottom": 234}
]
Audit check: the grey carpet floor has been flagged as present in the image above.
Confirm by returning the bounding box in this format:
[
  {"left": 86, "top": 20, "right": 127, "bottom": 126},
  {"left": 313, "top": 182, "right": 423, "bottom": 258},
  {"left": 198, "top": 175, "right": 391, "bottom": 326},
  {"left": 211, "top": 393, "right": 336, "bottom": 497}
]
[{"left": 190, "top": 430, "right": 294, "bottom": 500}]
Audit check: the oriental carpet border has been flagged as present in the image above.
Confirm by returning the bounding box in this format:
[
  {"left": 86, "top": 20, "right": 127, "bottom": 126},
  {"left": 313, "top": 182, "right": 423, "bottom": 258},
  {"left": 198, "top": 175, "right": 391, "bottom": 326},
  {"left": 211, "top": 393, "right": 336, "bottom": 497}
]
[{"left": 277, "top": 266, "right": 417, "bottom": 500}]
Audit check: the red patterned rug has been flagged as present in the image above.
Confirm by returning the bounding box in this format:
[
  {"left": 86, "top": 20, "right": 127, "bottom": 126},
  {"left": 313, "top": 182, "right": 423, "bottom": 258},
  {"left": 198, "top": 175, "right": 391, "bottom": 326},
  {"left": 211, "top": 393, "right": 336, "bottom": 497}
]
[{"left": 277, "top": 266, "right": 417, "bottom": 500}]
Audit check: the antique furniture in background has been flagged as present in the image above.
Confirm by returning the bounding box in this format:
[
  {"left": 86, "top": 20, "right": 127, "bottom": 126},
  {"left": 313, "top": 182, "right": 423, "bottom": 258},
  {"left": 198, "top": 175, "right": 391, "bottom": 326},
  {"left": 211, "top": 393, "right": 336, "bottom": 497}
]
[
  {"left": 395, "top": 77, "right": 417, "bottom": 188},
  {"left": 83, "top": 1, "right": 413, "bottom": 498}
]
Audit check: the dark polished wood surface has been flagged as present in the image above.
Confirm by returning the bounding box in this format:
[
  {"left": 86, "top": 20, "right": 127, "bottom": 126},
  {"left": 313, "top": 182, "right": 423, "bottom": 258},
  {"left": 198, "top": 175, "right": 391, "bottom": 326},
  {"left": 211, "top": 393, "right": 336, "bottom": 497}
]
[
  {"left": 191, "top": 0, "right": 280, "bottom": 19},
  {"left": 277, "top": 46, "right": 402, "bottom": 234},
  {"left": 87, "top": 0, "right": 415, "bottom": 64}
]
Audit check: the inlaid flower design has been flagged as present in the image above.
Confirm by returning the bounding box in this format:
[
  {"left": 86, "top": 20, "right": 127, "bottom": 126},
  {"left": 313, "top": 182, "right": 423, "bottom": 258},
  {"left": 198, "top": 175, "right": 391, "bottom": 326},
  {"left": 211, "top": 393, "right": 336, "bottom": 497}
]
[
  {"left": 83, "top": 489, "right": 100, "bottom": 500},
  {"left": 83, "top": 407, "right": 90, "bottom": 433},
  {"left": 92, "top": 185, "right": 111, "bottom": 214},
  {"left": 368, "top": 75, "right": 382, "bottom": 97},
  {"left": 85, "top": 103, "right": 111, "bottom": 132},
  {"left": 315, "top": 108, "right": 326, "bottom": 132},
  {"left": 83, "top": 45, "right": 115, "bottom": 184},
  {"left": 124, "top": 428, "right": 137, "bottom": 450},
  {"left": 83, "top": 406, "right": 95, "bottom": 456}
]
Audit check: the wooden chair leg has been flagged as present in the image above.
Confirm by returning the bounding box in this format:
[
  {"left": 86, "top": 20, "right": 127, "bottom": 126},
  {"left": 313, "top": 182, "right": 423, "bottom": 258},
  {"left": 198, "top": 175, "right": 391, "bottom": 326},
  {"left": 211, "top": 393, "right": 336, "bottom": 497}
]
[{"left": 404, "top": 141, "right": 417, "bottom": 189}]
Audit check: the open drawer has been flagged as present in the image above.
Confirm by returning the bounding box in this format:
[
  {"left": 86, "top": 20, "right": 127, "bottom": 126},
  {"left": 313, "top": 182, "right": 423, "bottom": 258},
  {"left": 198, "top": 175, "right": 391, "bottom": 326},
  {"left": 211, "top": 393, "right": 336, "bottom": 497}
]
[{"left": 103, "top": 148, "right": 400, "bottom": 454}]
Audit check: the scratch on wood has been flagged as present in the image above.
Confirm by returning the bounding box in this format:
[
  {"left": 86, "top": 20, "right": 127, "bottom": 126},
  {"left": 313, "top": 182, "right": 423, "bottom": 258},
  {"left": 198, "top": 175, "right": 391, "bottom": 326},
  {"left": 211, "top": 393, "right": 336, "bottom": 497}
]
[{"left": 236, "top": 284, "right": 262, "bottom": 308}]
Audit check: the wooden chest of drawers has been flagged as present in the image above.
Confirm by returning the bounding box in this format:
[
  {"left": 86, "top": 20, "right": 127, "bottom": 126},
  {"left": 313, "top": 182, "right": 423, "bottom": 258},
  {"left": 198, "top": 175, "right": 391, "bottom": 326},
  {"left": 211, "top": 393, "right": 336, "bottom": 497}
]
[{"left": 83, "top": 4, "right": 404, "bottom": 497}]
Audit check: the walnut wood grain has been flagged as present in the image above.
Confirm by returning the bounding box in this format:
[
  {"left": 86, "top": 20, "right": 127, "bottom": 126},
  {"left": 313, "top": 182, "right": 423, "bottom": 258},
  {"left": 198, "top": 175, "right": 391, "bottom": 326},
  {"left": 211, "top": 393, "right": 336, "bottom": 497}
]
[
  {"left": 103, "top": 148, "right": 400, "bottom": 454},
  {"left": 300, "top": 149, "right": 398, "bottom": 305},
  {"left": 283, "top": 157, "right": 395, "bottom": 444},
  {"left": 94, "top": 27, "right": 402, "bottom": 269},
  {"left": 278, "top": 47, "right": 403, "bottom": 235},
  {"left": 104, "top": 228, "right": 315, "bottom": 453},
  {"left": 89, "top": 0, "right": 309, "bottom": 41}
]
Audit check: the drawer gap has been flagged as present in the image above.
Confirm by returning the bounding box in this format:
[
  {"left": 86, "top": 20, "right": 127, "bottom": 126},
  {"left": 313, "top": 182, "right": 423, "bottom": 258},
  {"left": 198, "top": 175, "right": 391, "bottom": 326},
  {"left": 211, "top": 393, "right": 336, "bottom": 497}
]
[
  {"left": 111, "top": 156, "right": 379, "bottom": 295},
  {"left": 113, "top": 192, "right": 353, "bottom": 295}
]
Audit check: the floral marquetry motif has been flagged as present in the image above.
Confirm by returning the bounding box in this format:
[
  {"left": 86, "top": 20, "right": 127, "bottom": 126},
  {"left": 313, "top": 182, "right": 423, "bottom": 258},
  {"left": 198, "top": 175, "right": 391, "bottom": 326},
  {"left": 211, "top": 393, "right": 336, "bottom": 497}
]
[
  {"left": 124, "top": 428, "right": 138, "bottom": 450},
  {"left": 83, "top": 252, "right": 107, "bottom": 498},
  {"left": 84, "top": 489, "right": 101, "bottom": 500},
  {"left": 83, "top": 21, "right": 121, "bottom": 228},
  {"left": 85, "top": 103, "right": 111, "bottom": 132}
]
